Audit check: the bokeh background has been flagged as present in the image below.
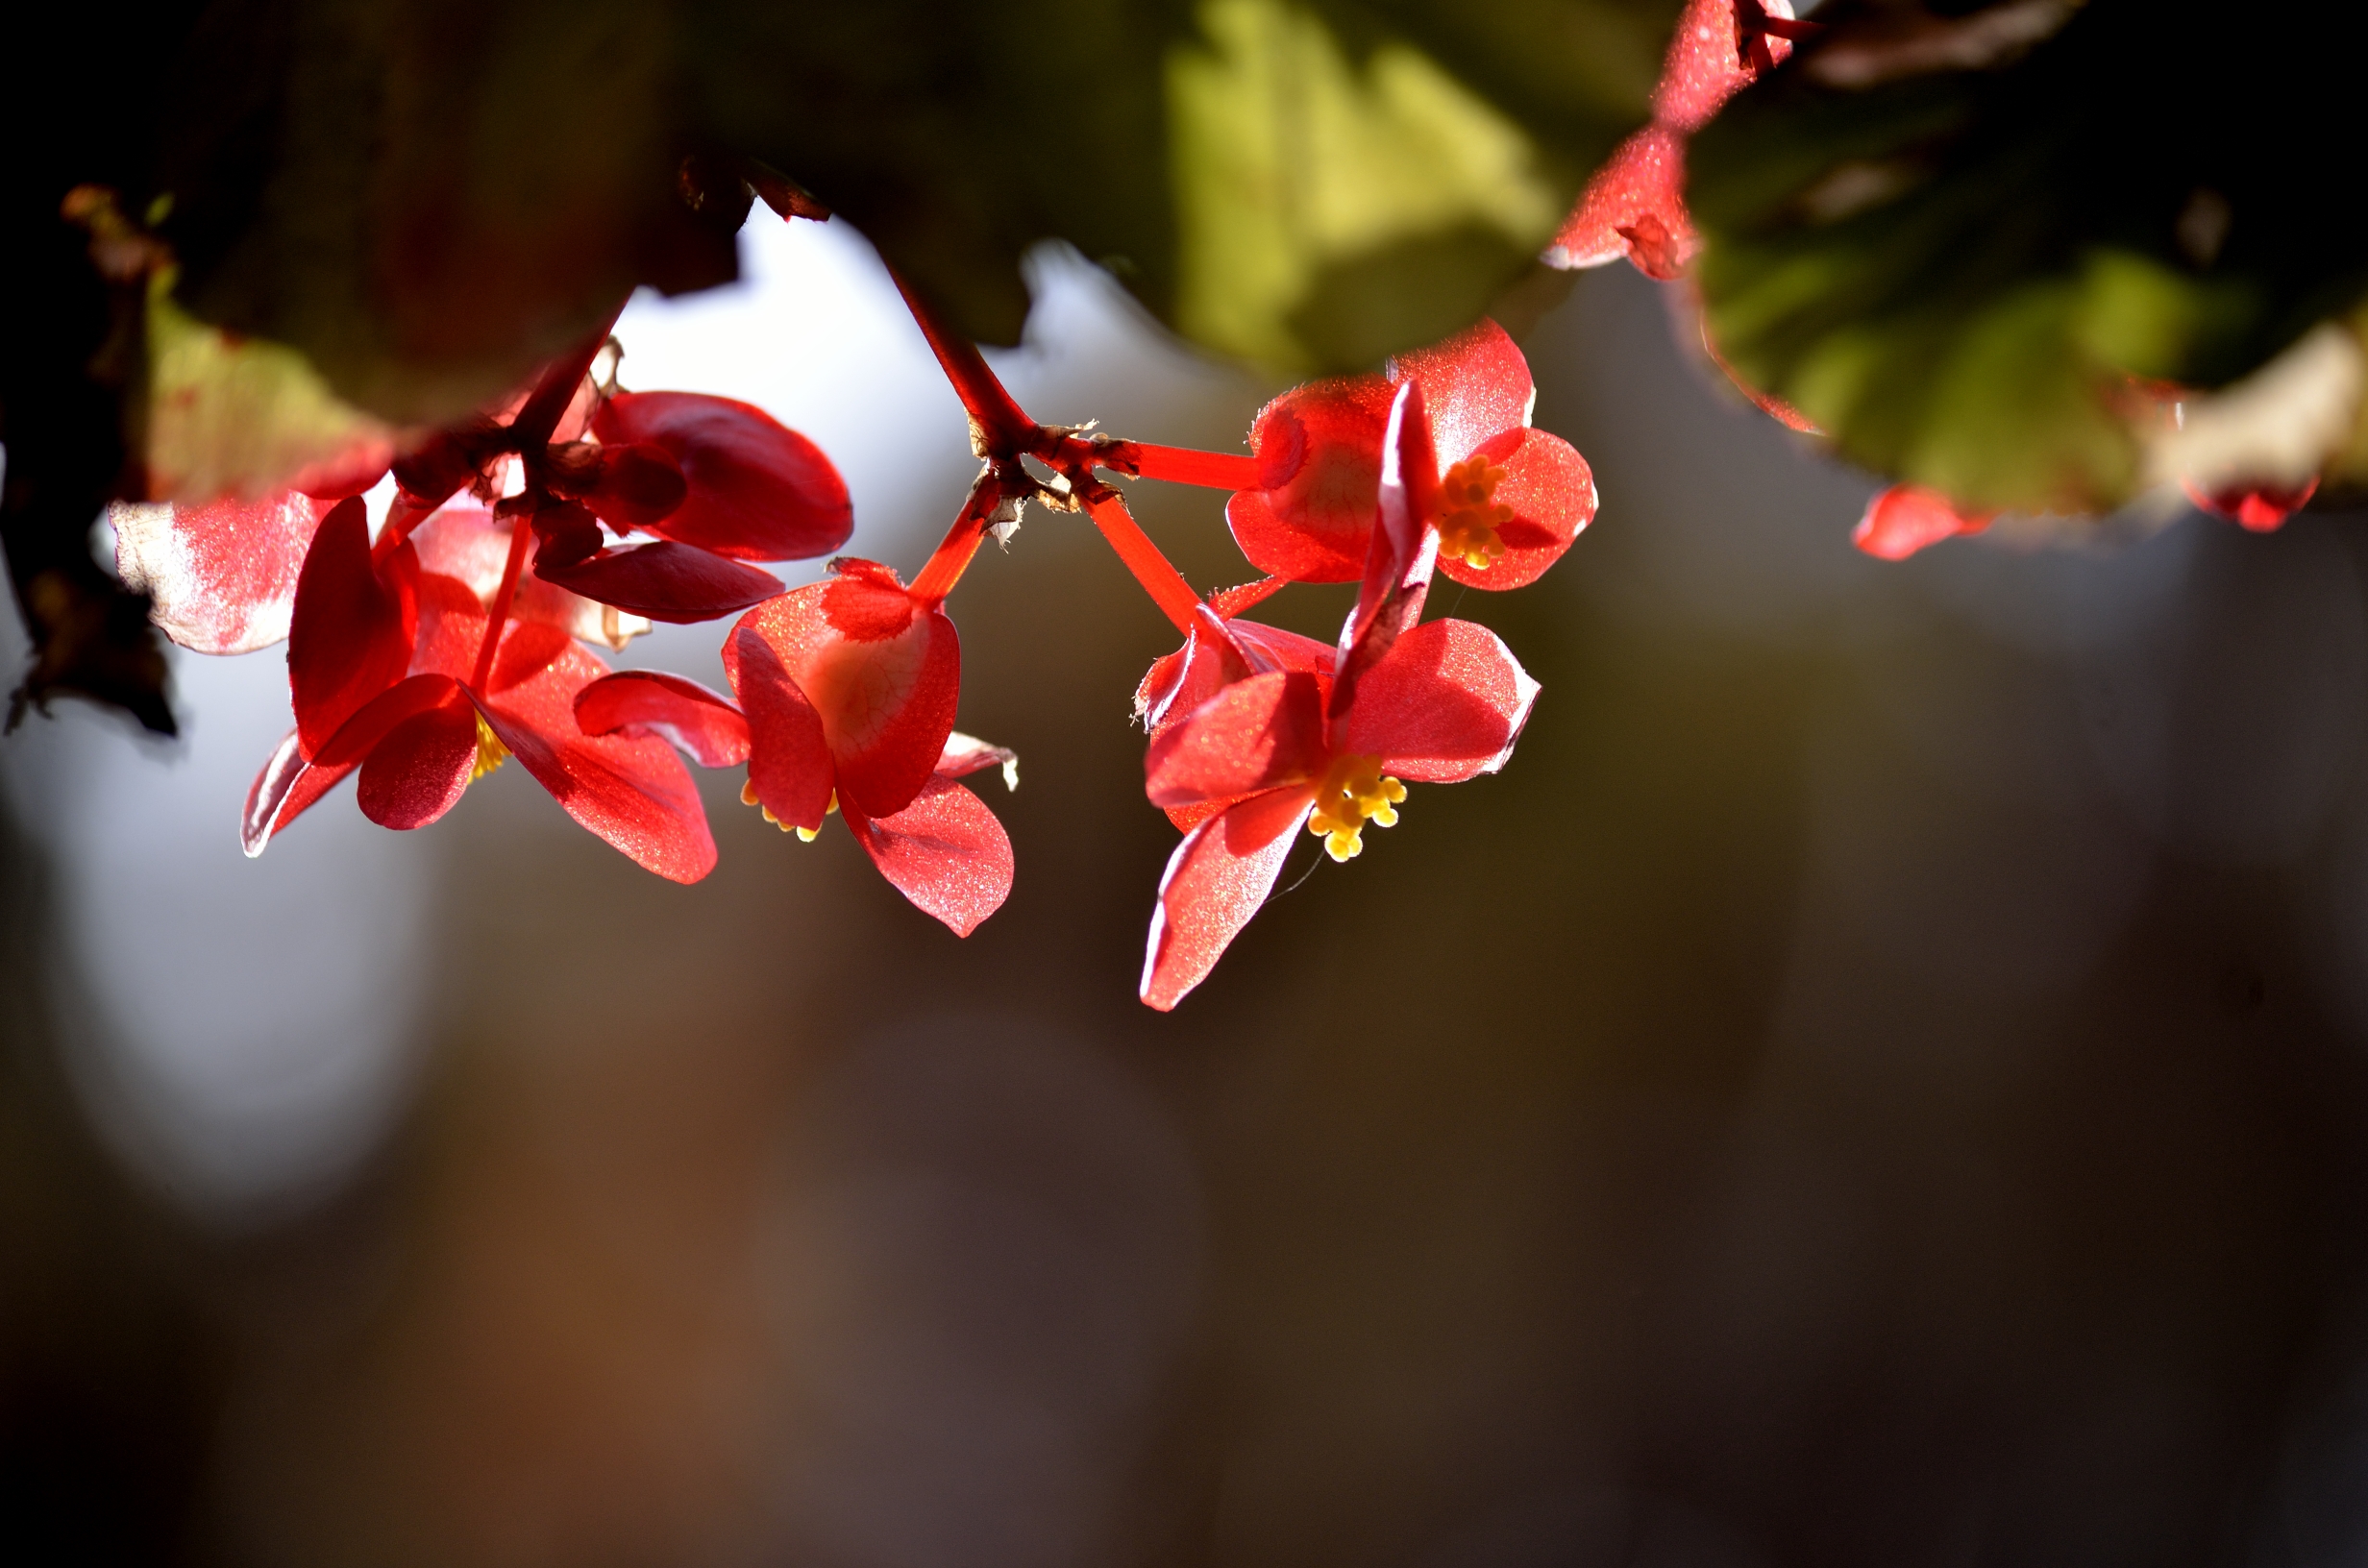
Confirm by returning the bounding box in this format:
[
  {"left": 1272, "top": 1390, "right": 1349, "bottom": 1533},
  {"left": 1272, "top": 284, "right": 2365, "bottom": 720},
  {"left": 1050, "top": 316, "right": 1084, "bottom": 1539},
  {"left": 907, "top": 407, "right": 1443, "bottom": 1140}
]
[{"left": 11, "top": 215, "right": 2368, "bottom": 1567}]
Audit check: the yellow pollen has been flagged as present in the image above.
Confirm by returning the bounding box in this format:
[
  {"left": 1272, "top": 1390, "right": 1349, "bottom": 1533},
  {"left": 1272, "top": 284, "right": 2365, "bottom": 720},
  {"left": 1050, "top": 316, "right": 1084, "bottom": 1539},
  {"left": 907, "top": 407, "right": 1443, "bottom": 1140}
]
[
  {"left": 744, "top": 779, "right": 834, "bottom": 840},
  {"left": 470, "top": 714, "right": 509, "bottom": 781},
  {"left": 1436, "top": 454, "right": 1513, "bottom": 571},
  {"left": 1306, "top": 753, "right": 1407, "bottom": 863}
]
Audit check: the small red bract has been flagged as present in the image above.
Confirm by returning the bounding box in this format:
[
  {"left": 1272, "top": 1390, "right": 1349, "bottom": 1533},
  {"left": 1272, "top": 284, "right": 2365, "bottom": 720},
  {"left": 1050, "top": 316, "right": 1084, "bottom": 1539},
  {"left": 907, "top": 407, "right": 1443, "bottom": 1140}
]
[
  {"left": 2183, "top": 477, "right": 2319, "bottom": 533},
  {"left": 1852, "top": 484, "right": 1995, "bottom": 561}
]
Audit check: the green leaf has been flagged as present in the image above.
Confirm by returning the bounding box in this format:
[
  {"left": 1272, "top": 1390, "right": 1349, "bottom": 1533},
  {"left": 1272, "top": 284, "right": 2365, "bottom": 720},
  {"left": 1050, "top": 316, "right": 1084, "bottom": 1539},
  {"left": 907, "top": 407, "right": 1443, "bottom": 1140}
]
[
  {"left": 1689, "top": 0, "right": 2368, "bottom": 514},
  {"left": 145, "top": 272, "right": 393, "bottom": 502}
]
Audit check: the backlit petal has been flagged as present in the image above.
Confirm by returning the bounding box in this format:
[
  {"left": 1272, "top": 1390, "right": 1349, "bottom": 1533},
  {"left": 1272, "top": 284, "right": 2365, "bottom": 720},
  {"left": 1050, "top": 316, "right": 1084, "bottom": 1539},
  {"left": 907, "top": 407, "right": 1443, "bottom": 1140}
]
[
  {"left": 474, "top": 639, "right": 718, "bottom": 883},
  {"left": 1146, "top": 671, "right": 1327, "bottom": 808},
  {"left": 356, "top": 697, "right": 478, "bottom": 830},
  {"left": 533, "top": 541, "right": 784, "bottom": 624},
  {"left": 1546, "top": 125, "right": 1695, "bottom": 279},
  {"left": 574, "top": 671, "right": 752, "bottom": 767},
  {"left": 729, "top": 625, "right": 835, "bottom": 832},
  {"left": 1140, "top": 789, "right": 1312, "bottom": 1012},
  {"left": 843, "top": 777, "right": 1014, "bottom": 937},
  {"left": 1389, "top": 318, "right": 1534, "bottom": 467},
  {"left": 1226, "top": 376, "right": 1394, "bottom": 583},
  {"left": 1439, "top": 427, "right": 1596, "bottom": 591},
  {"left": 1332, "top": 381, "right": 1439, "bottom": 728},
  {"left": 592, "top": 391, "right": 852, "bottom": 562},
  {"left": 728, "top": 569, "right": 959, "bottom": 820},
  {"left": 1344, "top": 619, "right": 1539, "bottom": 783},
  {"left": 288, "top": 498, "right": 418, "bottom": 758},
  {"left": 242, "top": 726, "right": 357, "bottom": 856}
]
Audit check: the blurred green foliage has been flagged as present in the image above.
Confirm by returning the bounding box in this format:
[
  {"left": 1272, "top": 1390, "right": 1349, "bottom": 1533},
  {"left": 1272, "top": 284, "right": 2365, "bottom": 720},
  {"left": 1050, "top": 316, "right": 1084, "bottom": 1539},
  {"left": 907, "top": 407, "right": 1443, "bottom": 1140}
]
[{"left": 1690, "top": 0, "right": 2368, "bottom": 514}]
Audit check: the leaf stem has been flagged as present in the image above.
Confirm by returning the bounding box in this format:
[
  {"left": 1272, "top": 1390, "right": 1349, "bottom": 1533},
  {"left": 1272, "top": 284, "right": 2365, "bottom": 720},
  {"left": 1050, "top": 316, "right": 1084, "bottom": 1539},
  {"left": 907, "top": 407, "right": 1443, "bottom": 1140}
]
[{"left": 471, "top": 513, "right": 534, "bottom": 692}]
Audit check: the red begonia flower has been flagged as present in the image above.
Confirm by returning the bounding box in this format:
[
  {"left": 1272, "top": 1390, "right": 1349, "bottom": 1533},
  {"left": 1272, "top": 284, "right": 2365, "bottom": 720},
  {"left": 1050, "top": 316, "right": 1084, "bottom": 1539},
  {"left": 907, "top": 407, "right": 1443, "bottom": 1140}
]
[
  {"left": 576, "top": 595, "right": 1015, "bottom": 935},
  {"left": 246, "top": 505, "right": 716, "bottom": 883},
  {"left": 1853, "top": 484, "right": 1996, "bottom": 561},
  {"left": 722, "top": 558, "right": 962, "bottom": 821},
  {"left": 1140, "top": 386, "right": 1540, "bottom": 1009},
  {"left": 1547, "top": 0, "right": 1800, "bottom": 279},
  {"left": 2183, "top": 477, "right": 2318, "bottom": 533},
  {"left": 1227, "top": 320, "right": 1595, "bottom": 590}
]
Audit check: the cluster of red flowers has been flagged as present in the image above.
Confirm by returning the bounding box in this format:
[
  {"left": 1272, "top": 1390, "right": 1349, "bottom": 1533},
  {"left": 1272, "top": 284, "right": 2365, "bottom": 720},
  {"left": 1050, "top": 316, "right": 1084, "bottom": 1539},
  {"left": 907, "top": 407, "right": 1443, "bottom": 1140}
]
[
  {"left": 163, "top": 0, "right": 2154, "bottom": 1006},
  {"left": 129, "top": 243, "right": 1597, "bottom": 1006}
]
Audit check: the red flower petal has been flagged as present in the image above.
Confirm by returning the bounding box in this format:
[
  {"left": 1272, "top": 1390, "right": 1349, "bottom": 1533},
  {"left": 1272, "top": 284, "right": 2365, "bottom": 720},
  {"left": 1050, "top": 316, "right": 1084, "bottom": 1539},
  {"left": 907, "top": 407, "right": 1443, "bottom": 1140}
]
[
  {"left": 1389, "top": 318, "right": 1533, "bottom": 468},
  {"left": 533, "top": 541, "right": 785, "bottom": 624},
  {"left": 936, "top": 731, "right": 1018, "bottom": 788},
  {"left": 288, "top": 497, "right": 418, "bottom": 758},
  {"left": 574, "top": 671, "right": 752, "bottom": 767},
  {"left": 1135, "top": 606, "right": 1259, "bottom": 735},
  {"left": 356, "top": 697, "right": 478, "bottom": 830},
  {"left": 1226, "top": 377, "right": 1395, "bottom": 583},
  {"left": 1140, "top": 787, "right": 1312, "bottom": 1012},
  {"left": 728, "top": 571, "right": 960, "bottom": 820},
  {"left": 729, "top": 625, "right": 835, "bottom": 832},
  {"left": 242, "top": 726, "right": 358, "bottom": 856},
  {"left": 1342, "top": 619, "right": 1540, "bottom": 783},
  {"left": 585, "top": 441, "right": 689, "bottom": 529},
  {"left": 1332, "top": 381, "right": 1440, "bottom": 727},
  {"left": 410, "top": 504, "right": 649, "bottom": 649},
  {"left": 113, "top": 490, "right": 331, "bottom": 655},
  {"left": 1547, "top": 126, "right": 1695, "bottom": 278},
  {"left": 1853, "top": 485, "right": 1994, "bottom": 561},
  {"left": 591, "top": 391, "right": 853, "bottom": 562},
  {"left": 310, "top": 673, "right": 468, "bottom": 769},
  {"left": 473, "top": 636, "right": 718, "bottom": 884},
  {"left": 1145, "top": 670, "right": 1327, "bottom": 808},
  {"left": 1439, "top": 427, "right": 1597, "bottom": 591},
  {"left": 843, "top": 777, "right": 1014, "bottom": 937}
]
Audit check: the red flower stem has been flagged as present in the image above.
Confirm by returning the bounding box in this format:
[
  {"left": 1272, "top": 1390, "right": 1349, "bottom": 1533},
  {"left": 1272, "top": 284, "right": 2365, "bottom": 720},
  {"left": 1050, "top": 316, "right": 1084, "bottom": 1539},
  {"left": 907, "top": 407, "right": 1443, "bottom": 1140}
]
[
  {"left": 1107, "top": 441, "right": 1261, "bottom": 491},
  {"left": 1083, "top": 492, "right": 1201, "bottom": 635},
  {"left": 909, "top": 477, "right": 1001, "bottom": 607},
  {"left": 471, "top": 512, "right": 535, "bottom": 692},
  {"left": 887, "top": 267, "right": 1036, "bottom": 456}
]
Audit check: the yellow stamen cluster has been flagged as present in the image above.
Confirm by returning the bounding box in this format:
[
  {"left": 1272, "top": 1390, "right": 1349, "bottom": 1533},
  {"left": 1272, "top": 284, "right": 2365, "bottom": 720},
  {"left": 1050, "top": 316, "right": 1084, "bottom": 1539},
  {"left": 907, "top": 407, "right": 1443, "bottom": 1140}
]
[
  {"left": 1436, "top": 454, "right": 1513, "bottom": 571},
  {"left": 1307, "top": 752, "right": 1406, "bottom": 863},
  {"left": 744, "top": 779, "right": 836, "bottom": 841},
  {"left": 471, "top": 714, "right": 509, "bottom": 781}
]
